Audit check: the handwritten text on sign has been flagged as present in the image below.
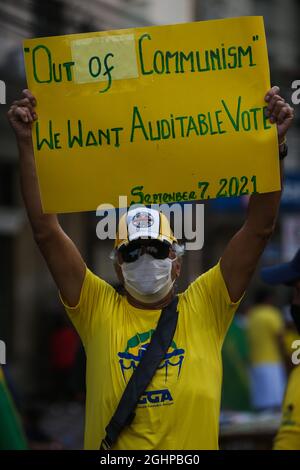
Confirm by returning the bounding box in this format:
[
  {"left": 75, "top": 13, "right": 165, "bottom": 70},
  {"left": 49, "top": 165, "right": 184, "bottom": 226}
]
[{"left": 23, "top": 16, "right": 280, "bottom": 213}]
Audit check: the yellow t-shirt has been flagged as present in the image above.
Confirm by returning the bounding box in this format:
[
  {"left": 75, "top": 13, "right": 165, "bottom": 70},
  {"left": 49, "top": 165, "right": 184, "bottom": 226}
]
[
  {"left": 247, "top": 305, "right": 284, "bottom": 365},
  {"left": 60, "top": 262, "right": 241, "bottom": 450},
  {"left": 273, "top": 365, "right": 300, "bottom": 450}
]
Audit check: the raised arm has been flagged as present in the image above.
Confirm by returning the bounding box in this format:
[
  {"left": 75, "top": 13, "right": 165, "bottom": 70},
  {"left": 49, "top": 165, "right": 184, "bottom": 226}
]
[
  {"left": 221, "top": 86, "right": 294, "bottom": 302},
  {"left": 8, "top": 89, "right": 86, "bottom": 306}
]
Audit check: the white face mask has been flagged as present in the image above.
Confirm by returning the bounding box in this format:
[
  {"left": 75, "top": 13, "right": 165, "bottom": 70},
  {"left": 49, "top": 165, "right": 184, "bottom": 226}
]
[{"left": 121, "top": 254, "right": 176, "bottom": 304}]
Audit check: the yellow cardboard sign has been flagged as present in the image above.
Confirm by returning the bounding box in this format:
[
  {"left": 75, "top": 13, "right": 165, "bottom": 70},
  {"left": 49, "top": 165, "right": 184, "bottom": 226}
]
[{"left": 23, "top": 16, "right": 280, "bottom": 213}]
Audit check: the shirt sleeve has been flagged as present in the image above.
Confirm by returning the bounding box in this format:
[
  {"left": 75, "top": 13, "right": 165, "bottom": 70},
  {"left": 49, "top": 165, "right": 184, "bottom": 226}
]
[
  {"left": 269, "top": 308, "right": 284, "bottom": 335},
  {"left": 183, "top": 261, "right": 244, "bottom": 344},
  {"left": 59, "top": 266, "right": 119, "bottom": 347}
]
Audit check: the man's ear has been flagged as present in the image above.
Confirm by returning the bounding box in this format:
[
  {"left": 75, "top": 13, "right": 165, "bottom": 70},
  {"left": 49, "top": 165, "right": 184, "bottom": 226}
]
[{"left": 173, "top": 258, "right": 182, "bottom": 279}]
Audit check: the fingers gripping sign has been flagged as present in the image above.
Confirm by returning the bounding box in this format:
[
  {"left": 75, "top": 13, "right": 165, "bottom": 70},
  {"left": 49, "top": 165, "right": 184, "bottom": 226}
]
[
  {"left": 264, "top": 86, "right": 294, "bottom": 144},
  {"left": 7, "top": 89, "right": 38, "bottom": 140}
]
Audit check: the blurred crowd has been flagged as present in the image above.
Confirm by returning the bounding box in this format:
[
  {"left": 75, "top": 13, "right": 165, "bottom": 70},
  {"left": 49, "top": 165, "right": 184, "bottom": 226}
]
[{"left": 222, "top": 250, "right": 300, "bottom": 449}]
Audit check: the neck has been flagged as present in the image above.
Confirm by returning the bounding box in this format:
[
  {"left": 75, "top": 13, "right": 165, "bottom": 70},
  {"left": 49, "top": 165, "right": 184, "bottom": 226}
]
[{"left": 126, "top": 288, "right": 175, "bottom": 310}]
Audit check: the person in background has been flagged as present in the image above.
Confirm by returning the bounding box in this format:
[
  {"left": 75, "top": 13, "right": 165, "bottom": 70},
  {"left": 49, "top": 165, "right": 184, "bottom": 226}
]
[
  {"left": 261, "top": 250, "right": 300, "bottom": 450},
  {"left": 0, "top": 367, "right": 28, "bottom": 450},
  {"left": 246, "top": 289, "right": 287, "bottom": 411},
  {"left": 49, "top": 314, "right": 80, "bottom": 401},
  {"left": 221, "top": 309, "right": 251, "bottom": 411}
]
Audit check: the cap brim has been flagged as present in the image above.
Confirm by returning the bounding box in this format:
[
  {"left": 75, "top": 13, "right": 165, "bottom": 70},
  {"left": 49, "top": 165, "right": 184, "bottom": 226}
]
[
  {"left": 129, "top": 230, "right": 160, "bottom": 242},
  {"left": 128, "top": 230, "right": 173, "bottom": 244},
  {"left": 261, "top": 263, "right": 300, "bottom": 286}
]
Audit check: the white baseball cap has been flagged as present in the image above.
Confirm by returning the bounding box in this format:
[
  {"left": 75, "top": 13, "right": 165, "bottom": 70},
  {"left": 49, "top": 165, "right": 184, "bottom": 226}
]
[{"left": 115, "top": 207, "right": 177, "bottom": 249}]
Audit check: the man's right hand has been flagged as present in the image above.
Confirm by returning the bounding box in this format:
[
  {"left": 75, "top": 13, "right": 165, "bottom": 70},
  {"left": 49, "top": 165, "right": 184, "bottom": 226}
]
[{"left": 7, "top": 89, "right": 37, "bottom": 141}]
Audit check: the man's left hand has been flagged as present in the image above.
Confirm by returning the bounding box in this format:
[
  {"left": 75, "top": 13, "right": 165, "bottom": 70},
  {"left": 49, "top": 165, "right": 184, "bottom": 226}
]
[{"left": 265, "top": 86, "right": 294, "bottom": 145}]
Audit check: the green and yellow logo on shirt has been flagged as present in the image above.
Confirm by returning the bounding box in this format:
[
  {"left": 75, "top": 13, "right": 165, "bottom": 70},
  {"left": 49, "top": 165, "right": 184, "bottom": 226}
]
[{"left": 118, "top": 330, "right": 185, "bottom": 384}]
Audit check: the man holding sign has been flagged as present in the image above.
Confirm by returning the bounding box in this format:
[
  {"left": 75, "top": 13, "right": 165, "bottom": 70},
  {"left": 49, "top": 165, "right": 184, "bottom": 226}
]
[
  {"left": 5, "top": 2, "right": 294, "bottom": 454},
  {"left": 7, "top": 84, "right": 294, "bottom": 450}
]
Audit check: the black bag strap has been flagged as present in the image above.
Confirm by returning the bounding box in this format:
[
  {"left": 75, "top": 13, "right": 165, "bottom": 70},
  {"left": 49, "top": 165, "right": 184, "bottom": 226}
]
[{"left": 100, "top": 295, "right": 179, "bottom": 450}]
